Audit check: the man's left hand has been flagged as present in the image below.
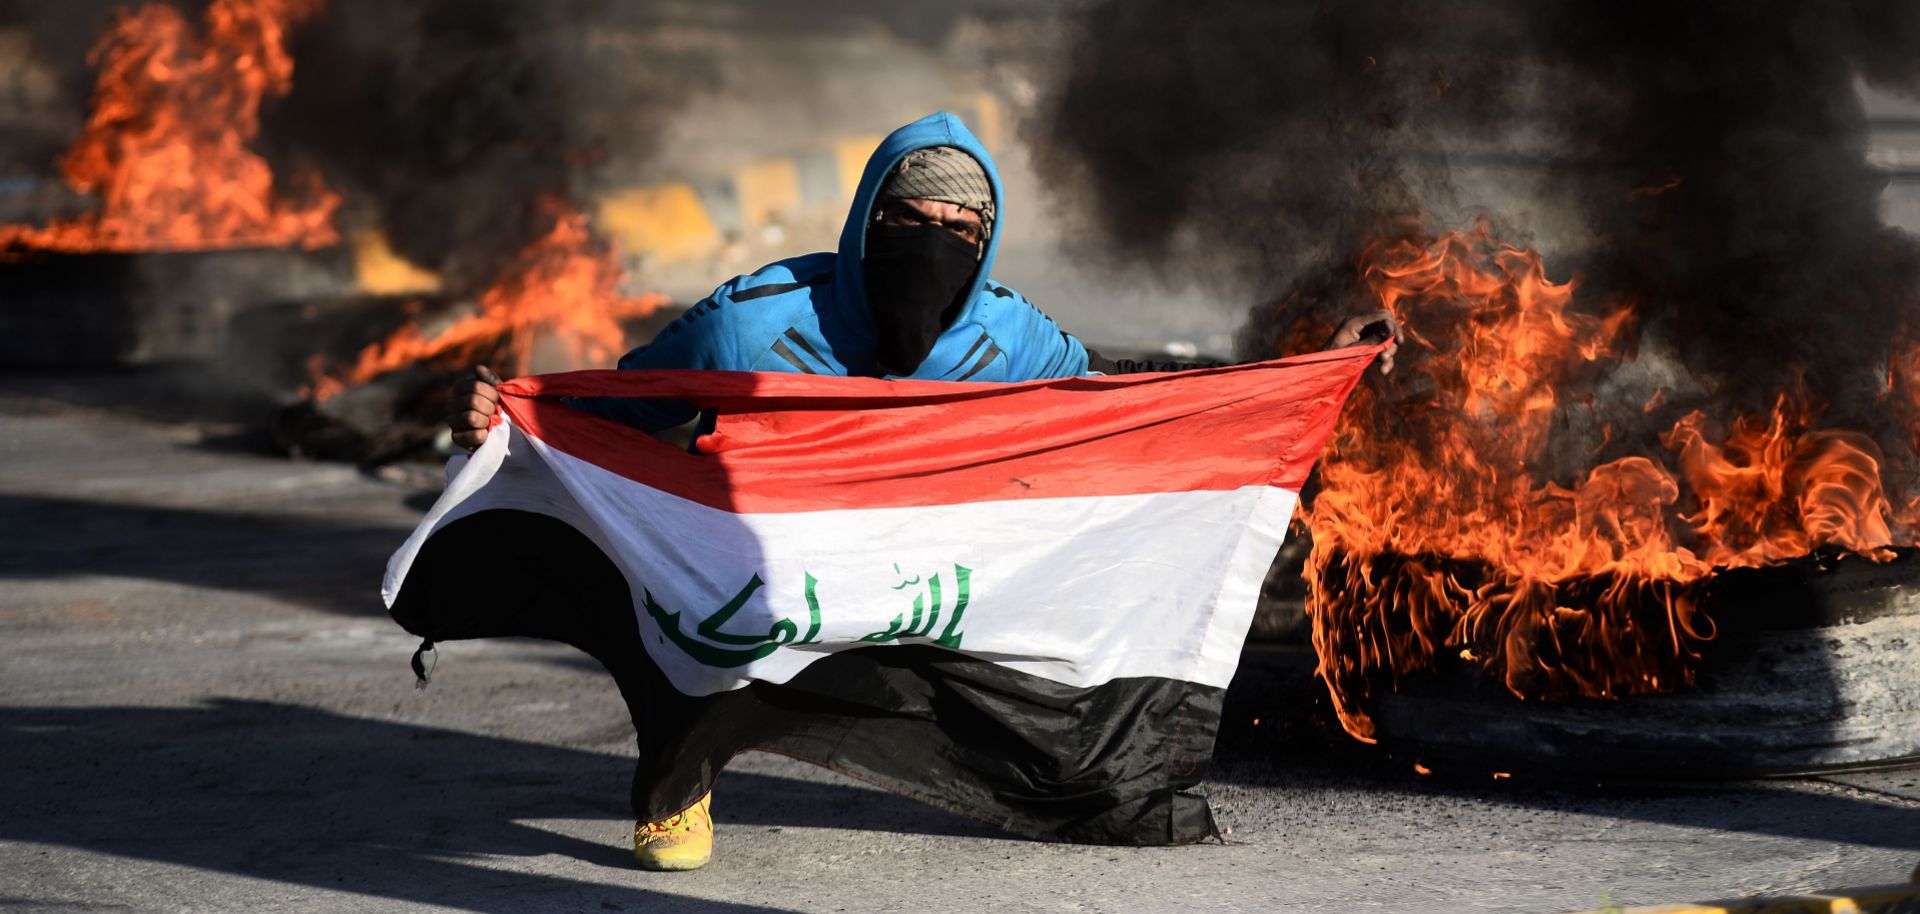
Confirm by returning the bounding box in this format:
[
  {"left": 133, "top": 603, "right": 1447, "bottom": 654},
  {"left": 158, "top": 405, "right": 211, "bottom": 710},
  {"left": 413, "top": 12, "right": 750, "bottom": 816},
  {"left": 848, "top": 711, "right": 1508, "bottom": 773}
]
[{"left": 1325, "top": 309, "right": 1403, "bottom": 375}]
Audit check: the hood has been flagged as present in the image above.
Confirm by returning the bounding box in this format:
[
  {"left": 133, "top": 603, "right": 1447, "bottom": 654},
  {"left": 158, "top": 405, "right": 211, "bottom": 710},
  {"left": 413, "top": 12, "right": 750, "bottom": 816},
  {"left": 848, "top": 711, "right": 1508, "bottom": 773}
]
[{"left": 830, "top": 112, "right": 1005, "bottom": 346}]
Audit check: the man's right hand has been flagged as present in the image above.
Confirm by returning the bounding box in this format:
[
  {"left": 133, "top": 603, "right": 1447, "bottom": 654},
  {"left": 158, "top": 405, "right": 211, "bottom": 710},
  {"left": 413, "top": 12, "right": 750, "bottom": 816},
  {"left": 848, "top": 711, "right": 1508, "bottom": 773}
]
[{"left": 447, "top": 365, "right": 503, "bottom": 452}]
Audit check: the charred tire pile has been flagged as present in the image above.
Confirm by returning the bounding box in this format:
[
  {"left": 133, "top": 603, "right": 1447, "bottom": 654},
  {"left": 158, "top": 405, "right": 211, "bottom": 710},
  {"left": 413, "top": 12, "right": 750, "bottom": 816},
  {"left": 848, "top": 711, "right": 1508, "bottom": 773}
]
[{"left": 1365, "top": 549, "right": 1920, "bottom": 777}]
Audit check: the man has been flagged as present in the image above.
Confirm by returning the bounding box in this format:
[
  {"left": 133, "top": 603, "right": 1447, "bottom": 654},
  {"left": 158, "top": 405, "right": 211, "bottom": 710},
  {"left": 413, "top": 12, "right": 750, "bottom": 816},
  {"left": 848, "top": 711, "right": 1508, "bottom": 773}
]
[{"left": 435, "top": 112, "right": 1397, "bottom": 870}]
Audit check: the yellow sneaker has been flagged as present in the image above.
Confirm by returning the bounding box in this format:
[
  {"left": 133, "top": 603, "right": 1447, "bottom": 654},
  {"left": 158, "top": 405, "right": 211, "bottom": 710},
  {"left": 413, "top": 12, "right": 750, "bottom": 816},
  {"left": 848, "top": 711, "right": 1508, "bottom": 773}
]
[{"left": 633, "top": 792, "right": 713, "bottom": 871}]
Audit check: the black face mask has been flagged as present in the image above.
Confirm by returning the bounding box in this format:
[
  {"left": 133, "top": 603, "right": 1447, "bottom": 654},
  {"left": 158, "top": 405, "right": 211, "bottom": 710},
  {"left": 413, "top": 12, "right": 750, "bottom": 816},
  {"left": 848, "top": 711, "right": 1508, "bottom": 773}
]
[{"left": 862, "top": 222, "right": 979, "bottom": 375}]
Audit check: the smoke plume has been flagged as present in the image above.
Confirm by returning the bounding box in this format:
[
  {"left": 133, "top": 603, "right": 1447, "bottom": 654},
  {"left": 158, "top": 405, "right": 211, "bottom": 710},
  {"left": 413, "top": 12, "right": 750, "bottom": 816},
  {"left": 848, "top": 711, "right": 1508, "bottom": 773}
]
[
  {"left": 265, "top": 0, "right": 706, "bottom": 295},
  {"left": 1037, "top": 1, "right": 1920, "bottom": 431}
]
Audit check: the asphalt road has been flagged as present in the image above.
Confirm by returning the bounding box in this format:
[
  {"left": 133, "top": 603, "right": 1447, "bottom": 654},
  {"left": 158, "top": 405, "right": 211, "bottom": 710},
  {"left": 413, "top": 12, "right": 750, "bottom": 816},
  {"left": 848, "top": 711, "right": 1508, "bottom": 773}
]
[{"left": 2, "top": 372, "right": 1917, "bottom": 914}]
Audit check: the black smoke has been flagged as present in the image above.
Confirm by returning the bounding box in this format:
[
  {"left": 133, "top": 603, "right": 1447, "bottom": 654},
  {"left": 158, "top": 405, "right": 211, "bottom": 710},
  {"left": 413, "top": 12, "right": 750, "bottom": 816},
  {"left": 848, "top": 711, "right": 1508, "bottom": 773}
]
[
  {"left": 266, "top": 0, "right": 709, "bottom": 295},
  {"left": 1037, "top": 1, "right": 1920, "bottom": 431},
  {"left": 0, "top": 0, "right": 140, "bottom": 181}
]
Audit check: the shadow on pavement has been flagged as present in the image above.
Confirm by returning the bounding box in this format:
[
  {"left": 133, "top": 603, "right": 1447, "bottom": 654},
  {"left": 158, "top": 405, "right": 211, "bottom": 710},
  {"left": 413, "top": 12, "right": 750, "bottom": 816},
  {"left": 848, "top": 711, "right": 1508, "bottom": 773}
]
[
  {"left": 1212, "top": 646, "right": 1920, "bottom": 856},
  {"left": 11, "top": 492, "right": 1908, "bottom": 869},
  {"left": 0, "top": 494, "right": 400, "bottom": 618},
  {"left": 0, "top": 699, "right": 998, "bottom": 912}
]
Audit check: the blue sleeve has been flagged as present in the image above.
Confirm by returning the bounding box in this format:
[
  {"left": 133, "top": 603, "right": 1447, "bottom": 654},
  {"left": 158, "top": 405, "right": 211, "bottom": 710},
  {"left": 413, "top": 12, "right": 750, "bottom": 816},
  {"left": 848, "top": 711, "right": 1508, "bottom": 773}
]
[
  {"left": 1000, "top": 293, "right": 1091, "bottom": 380},
  {"left": 563, "top": 289, "right": 742, "bottom": 432}
]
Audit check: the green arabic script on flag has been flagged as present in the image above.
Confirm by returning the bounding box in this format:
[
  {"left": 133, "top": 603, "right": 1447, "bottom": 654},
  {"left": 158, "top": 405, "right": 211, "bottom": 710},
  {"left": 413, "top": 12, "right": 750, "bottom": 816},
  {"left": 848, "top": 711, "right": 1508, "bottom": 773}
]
[{"left": 644, "top": 564, "right": 973, "bottom": 668}]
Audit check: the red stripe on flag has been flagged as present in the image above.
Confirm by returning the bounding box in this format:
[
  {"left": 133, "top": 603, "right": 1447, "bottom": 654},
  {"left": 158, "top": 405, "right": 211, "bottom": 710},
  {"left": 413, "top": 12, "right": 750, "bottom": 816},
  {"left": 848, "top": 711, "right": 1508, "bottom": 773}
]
[{"left": 495, "top": 344, "right": 1379, "bottom": 514}]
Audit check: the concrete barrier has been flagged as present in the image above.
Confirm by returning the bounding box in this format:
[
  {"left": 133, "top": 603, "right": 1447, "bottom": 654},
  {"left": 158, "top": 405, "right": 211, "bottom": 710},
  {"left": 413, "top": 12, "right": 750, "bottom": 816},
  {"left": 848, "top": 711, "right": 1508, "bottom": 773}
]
[{"left": 592, "top": 100, "right": 1006, "bottom": 266}]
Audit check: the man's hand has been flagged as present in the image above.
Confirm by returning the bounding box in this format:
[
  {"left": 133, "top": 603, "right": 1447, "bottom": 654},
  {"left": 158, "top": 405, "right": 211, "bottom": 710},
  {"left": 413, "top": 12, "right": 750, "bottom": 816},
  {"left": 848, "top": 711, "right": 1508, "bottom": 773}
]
[
  {"left": 447, "top": 365, "right": 504, "bottom": 452},
  {"left": 1325, "top": 309, "right": 1403, "bottom": 375}
]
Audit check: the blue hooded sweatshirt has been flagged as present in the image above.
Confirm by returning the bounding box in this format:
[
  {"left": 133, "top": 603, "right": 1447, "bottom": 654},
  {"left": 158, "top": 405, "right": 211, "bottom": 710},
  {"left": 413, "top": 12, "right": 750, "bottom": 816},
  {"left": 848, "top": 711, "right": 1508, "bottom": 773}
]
[{"left": 575, "top": 112, "right": 1091, "bottom": 432}]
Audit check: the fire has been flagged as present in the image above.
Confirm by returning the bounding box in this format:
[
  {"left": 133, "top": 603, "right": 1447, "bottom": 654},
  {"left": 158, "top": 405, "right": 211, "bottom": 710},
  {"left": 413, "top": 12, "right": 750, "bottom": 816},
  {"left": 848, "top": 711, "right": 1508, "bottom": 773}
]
[
  {"left": 0, "top": 0, "right": 338, "bottom": 253},
  {"left": 1301, "top": 220, "right": 1904, "bottom": 742},
  {"left": 1885, "top": 337, "right": 1920, "bottom": 527},
  {"left": 306, "top": 200, "right": 667, "bottom": 400}
]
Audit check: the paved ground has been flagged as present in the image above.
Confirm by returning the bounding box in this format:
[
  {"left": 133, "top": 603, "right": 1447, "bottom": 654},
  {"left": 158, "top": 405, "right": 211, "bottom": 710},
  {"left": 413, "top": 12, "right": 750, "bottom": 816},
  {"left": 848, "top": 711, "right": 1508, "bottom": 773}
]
[{"left": 1, "top": 372, "right": 1916, "bottom": 914}]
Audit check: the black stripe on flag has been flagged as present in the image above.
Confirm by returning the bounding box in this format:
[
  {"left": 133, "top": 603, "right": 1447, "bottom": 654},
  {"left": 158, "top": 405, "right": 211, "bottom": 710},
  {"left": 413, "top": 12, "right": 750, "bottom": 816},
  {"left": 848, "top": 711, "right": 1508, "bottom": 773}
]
[{"left": 391, "top": 510, "right": 1223, "bottom": 846}]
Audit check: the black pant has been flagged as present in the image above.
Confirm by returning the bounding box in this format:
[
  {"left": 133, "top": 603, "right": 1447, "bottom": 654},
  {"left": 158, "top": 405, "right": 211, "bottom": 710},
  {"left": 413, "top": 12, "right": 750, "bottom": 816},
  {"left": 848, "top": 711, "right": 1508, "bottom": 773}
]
[
  {"left": 388, "top": 509, "right": 691, "bottom": 818},
  {"left": 388, "top": 511, "right": 1223, "bottom": 844}
]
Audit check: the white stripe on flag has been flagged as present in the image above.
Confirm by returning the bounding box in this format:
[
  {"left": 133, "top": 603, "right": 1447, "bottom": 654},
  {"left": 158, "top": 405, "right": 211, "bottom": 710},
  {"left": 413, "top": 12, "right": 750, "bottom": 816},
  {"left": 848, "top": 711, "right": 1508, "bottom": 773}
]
[{"left": 388, "top": 417, "right": 1298, "bottom": 695}]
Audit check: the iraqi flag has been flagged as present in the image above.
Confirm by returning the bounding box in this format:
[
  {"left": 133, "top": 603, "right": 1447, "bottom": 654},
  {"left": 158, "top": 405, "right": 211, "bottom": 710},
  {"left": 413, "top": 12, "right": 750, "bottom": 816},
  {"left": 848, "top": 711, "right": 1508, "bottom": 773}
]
[{"left": 384, "top": 345, "right": 1378, "bottom": 845}]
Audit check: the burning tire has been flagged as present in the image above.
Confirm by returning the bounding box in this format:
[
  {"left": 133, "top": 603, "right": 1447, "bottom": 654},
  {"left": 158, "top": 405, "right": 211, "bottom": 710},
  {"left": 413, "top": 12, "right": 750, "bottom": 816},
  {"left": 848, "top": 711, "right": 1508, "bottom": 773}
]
[{"left": 1363, "top": 549, "right": 1920, "bottom": 777}]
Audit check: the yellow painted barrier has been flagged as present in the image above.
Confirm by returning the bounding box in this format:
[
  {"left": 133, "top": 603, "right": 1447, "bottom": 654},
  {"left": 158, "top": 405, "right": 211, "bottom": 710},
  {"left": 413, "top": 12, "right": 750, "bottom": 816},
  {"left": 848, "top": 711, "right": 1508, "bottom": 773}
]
[
  {"left": 596, "top": 183, "right": 723, "bottom": 262},
  {"left": 952, "top": 91, "right": 1005, "bottom": 152},
  {"left": 733, "top": 159, "right": 802, "bottom": 231},
  {"left": 833, "top": 134, "right": 886, "bottom": 201},
  {"left": 592, "top": 96, "right": 1010, "bottom": 266}
]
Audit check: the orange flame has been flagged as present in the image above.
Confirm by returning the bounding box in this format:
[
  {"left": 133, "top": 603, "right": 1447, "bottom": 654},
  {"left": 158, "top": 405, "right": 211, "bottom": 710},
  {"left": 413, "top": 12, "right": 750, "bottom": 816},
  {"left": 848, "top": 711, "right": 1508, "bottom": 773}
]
[
  {"left": 1627, "top": 174, "right": 1683, "bottom": 201},
  {"left": 1302, "top": 220, "right": 1903, "bottom": 742},
  {"left": 1885, "top": 337, "right": 1920, "bottom": 528},
  {"left": 0, "top": 0, "right": 338, "bottom": 253},
  {"left": 306, "top": 200, "right": 666, "bottom": 400}
]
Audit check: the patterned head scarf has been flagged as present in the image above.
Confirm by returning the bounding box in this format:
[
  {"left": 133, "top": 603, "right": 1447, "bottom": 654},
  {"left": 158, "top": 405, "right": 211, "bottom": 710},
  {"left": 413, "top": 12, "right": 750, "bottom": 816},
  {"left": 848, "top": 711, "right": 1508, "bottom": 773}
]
[{"left": 877, "top": 146, "right": 995, "bottom": 241}]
